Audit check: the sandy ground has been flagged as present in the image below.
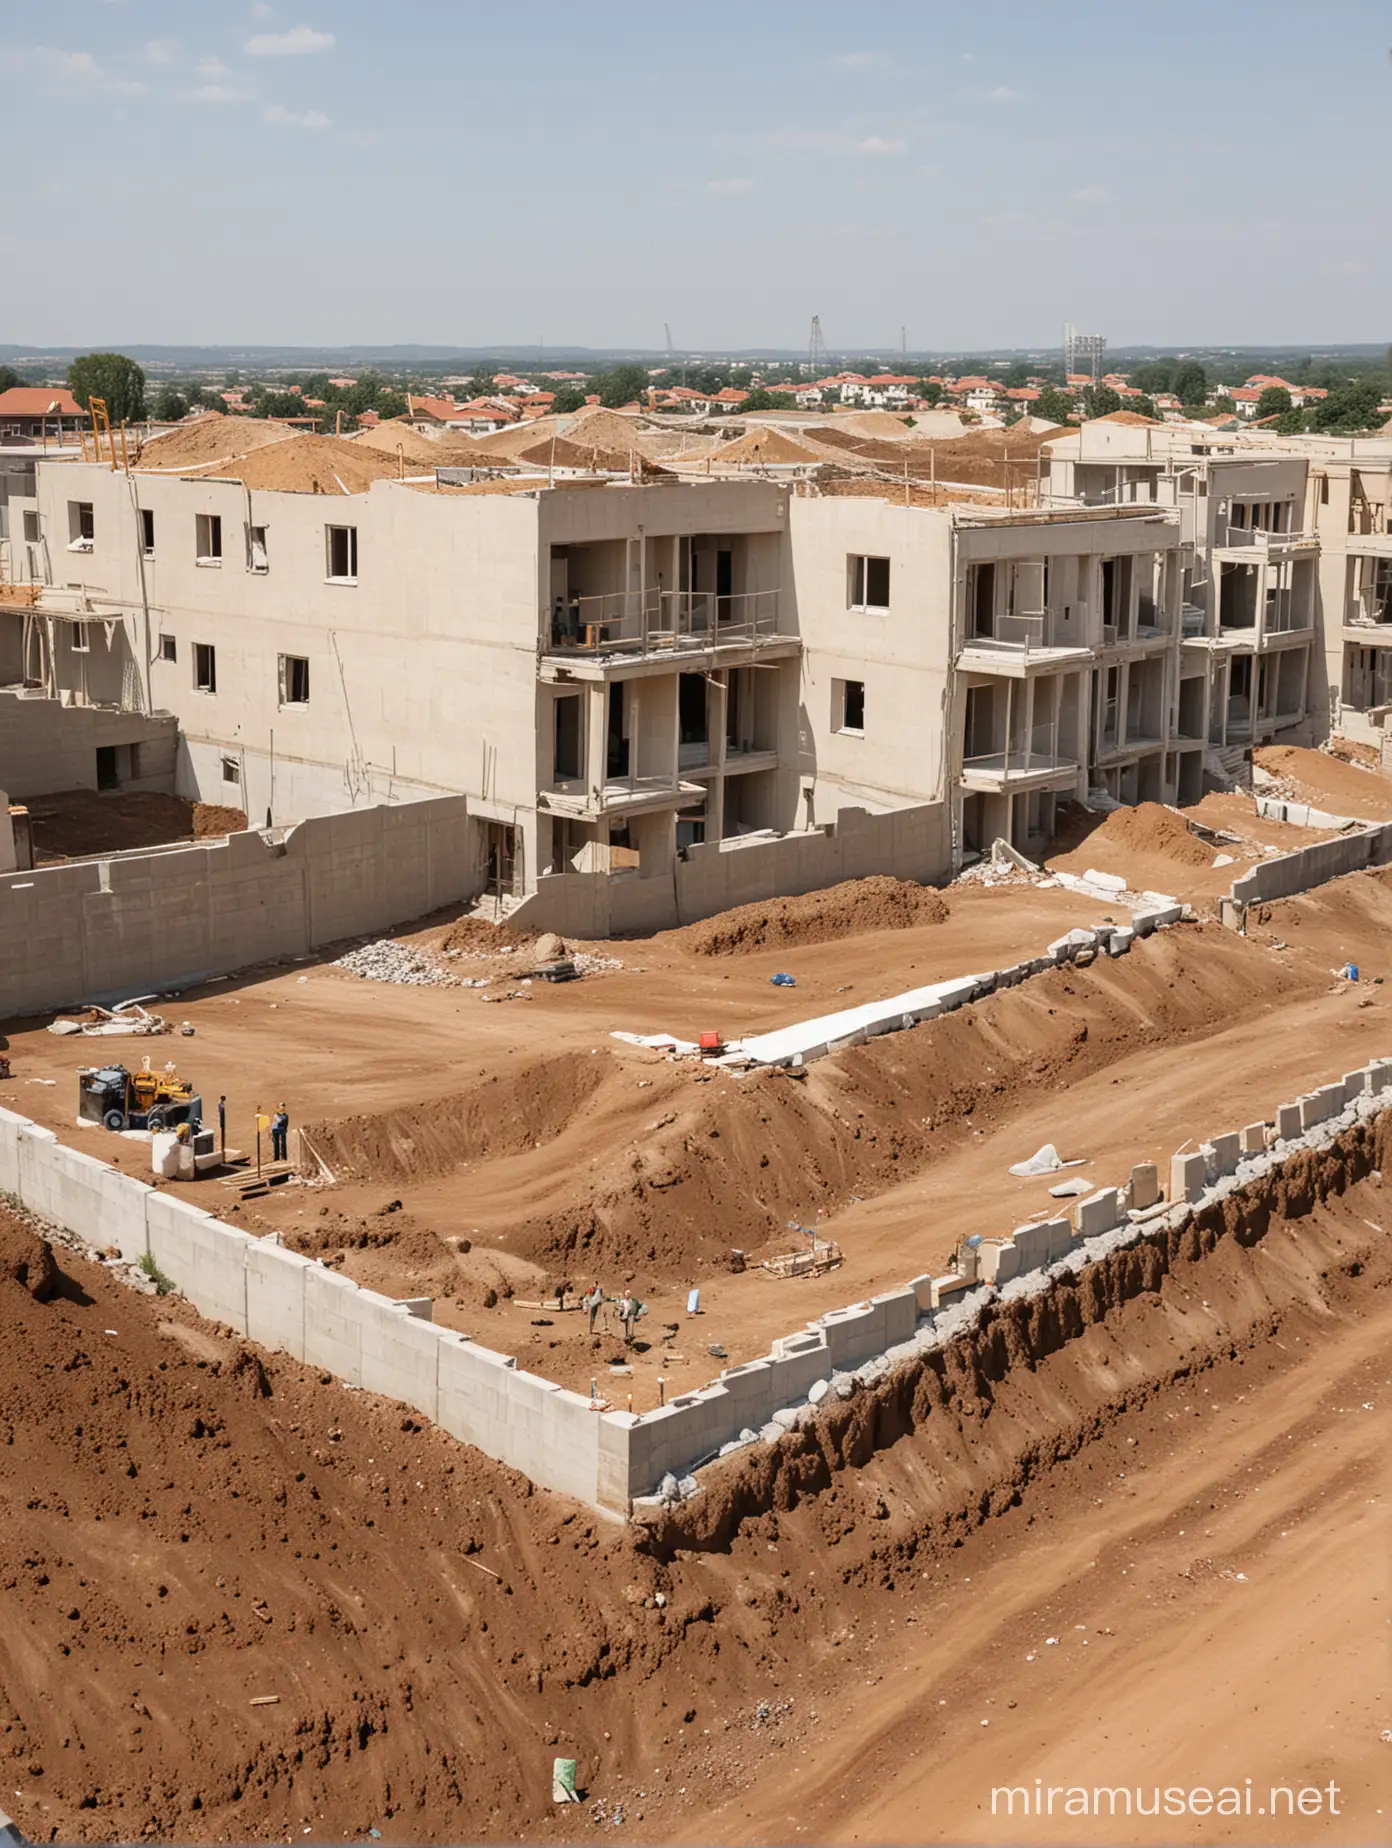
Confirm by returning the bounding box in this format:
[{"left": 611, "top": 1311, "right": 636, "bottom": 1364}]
[
  {"left": 2, "top": 746, "right": 1391, "bottom": 1845},
  {"left": 0, "top": 1123, "right": 1385, "bottom": 1846},
  {"left": 8, "top": 794, "right": 1392, "bottom": 1410}
]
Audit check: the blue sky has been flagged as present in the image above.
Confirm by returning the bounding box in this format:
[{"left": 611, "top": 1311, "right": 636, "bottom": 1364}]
[{"left": 4, "top": 0, "right": 1390, "bottom": 351}]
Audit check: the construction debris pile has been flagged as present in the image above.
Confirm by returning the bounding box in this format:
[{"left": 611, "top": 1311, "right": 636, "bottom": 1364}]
[
  {"left": 47, "top": 1002, "right": 170, "bottom": 1038},
  {"left": 331, "top": 941, "right": 459, "bottom": 987}
]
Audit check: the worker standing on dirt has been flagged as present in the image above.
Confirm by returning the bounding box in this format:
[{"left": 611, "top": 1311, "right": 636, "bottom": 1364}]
[
  {"left": 270, "top": 1103, "right": 289, "bottom": 1163},
  {"left": 584, "top": 1281, "right": 604, "bottom": 1335},
  {"left": 620, "top": 1291, "right": 641, "bottom": 1347}
]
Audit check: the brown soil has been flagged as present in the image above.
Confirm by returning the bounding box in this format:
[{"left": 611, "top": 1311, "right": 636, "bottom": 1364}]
[
  {"left": 1255, "top": 743, "right": 1392, "bottom": 819},
  {"left": 439, "top": 914, "right": 541, "bottom": 954},
  {"left": 0, "top": 1216, "right": 57, "bottom": 1299},
  {"left": 1051, "top": 800, "right": 1213, "bottom": 870},
  {"left": 350, "top": 421, "right": 481, "bottom": 466},
  {"left": 0, "top": 1124, "right": 1385, "bottom": 1845},
  {"left": 682, "top": 875, "right": 949, "bottom": 955},
  {"left": 27, "top": 790, "right": 243, "bottom": 863},
  {"left": 300, "top": 1051, "right": 614, "bottom": 1185},
  {"left": 709, "top": 428, "right": 822, "bottom": 466},
  {"left": 182, "top": 434, "right": 404, "bottom": 495},
  {"left": 134, "top": 415, "right": 295, "bottom": 470}
]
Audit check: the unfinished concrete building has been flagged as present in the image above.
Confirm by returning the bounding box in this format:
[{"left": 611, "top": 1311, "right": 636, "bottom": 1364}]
[
  {"left": 1044, "top": 420, "right": 1318, "bottom": 772},
  {"left": 1305, "top": 441, "right": 1392, "bottom": 748},
  {"left": 1, "top": 449, "right": 805, "bottom": 901},
  {"left": 792, "top": 491, "right": 1183, "bottom": 859}
]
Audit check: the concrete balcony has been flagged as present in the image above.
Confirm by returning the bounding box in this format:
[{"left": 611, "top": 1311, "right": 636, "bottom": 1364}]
[
  {"left": 961, "top": 723, "right": 1081, "bottom": 793},
  {"left": 538, "top": 772, "right": 708, "bottom": 821},
  {"left": 1213, "top": 526, "right": 1319, "bottom": 560},
  {"left": 956, "top": 613, "right": 1093, "bottom": 679},
  {"left": 538, "top": 588, "right": 798, "bottom": 682}
]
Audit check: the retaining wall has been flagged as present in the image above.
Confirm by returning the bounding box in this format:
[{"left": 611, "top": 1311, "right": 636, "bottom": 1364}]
[
  {"left": 1227, "top": 819, "right": 1392, "bottom": 912},
  {"left": 0, "top": 794, "right": 482, "bottom": 1017},
  {"left": 509, "top": 801, "right": 951, "bottom": 939}
]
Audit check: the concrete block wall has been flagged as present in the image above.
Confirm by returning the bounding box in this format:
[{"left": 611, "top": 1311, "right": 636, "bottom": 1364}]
[
  {"left": 0, "top": 793, "right": 482, "bottom": 1018},
  {"left": 509, "top": 800, "right": 952, "bottom": 939},
  {"left": 1228, "top": 821, "right": 1392, "bottom": 914},
  {"left": 1, "top": 1054, "right": 1388, "bottom": 1515},
  {"left": 0, "top": 693, "right": 178, "bottom": 800}
]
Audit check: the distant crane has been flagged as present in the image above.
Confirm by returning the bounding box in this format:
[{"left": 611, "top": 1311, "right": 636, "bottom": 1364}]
[
  {"left": 665, "top": 321, "right": 685, "bottom": 386},
  {"left": 808, "top": 314, "right": 829, "bottom": 379}
]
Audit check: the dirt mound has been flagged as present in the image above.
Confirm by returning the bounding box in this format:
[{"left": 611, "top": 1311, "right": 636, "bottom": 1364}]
[
  {"left": 710, "top": 427, "right": 821, "bottom": 465},
  {"left": 1070, "top": 800, "right": 1213, "bottom": 868},
  {"left": 134, "top": 414, "right": 294, "bottom": 470},
  {"left": 193, "top": 802, "right": 247, "bottom": 837},
  {"left": 301, "top": 1051, "right": 612, "bottom": 1183},
  {"left": 1256, "top": 743, "right": 1392, "bottom": 820},
  {"left": 183, "top": 433, "right": 403, "bottom": 494},
  {"left": 28, "top": 790, "right": 199, "bottom": 863},
  {"left": 0, "top": 1219, "right": 56, "bottom": 1300},
  {"left": 440, "top": 913, "right": 541, "bottom": 954},
  {"left": 685, "top": 876, "right": 949, "bottom": 956},
  {"left": 351, "top": 420, "right": 480, "bottom": 466}
]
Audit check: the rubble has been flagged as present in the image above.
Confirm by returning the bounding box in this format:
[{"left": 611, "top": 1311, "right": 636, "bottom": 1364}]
[{"left": 331, "top": 941, "right": 459, "bottom": 987}]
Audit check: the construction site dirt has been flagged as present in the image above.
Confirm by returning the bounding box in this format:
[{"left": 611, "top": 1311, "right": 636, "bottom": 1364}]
[
  {"left": 1, "top": 746, "right": 1390, "bottom": 1843},
  {"left": 4, "top": 764, "right": 1392, "bottom": 1416},
  {"left": 0, "top": 1113, "right": 1385, "bottom": 1844}
]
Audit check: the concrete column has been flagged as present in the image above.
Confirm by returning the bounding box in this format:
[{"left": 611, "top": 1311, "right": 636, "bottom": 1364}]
[
  {"left": 586, "top": 682, "right": 607, "bottom": 800},
  {"left": 1022, "top": 676, "right": 1035, "bottom": 769},
  {"left": 708, "top": 673, "right": 728, "bottom": 841}
]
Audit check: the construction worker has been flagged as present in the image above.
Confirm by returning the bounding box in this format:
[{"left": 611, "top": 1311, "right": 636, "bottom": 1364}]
[
  {"left": 620, "top": 1291, "right": 642, "bottom": 1347},
  {"left": 270, "top": 1103, "right": 289, "bottom": 1163},
  {"left": 583, "top": 1281, "right": 604, "bottom": 1335}
]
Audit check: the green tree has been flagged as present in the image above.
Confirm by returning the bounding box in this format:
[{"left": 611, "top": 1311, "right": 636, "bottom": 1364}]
[
  {"left": 735, "top": 387, "right": 781, "bottom": 413},
  {"left": 1132, "top": 359, "right": 1177, "bottom": 394},
  {"left": 1035, "top": 388, "right": 1075, "bottom": 424},
  {"left": 595, "top": 363, "right": 649, "bottom": 409},
  {"left": 1255, "top": 385, "right": 1293, "bottom": 420},
  {"left": 1170, "top": 360, "right": 1208, "bottom": 408},
  {"left": 917, "top": 378, "right": 943, "bottom": 407},
  {"left": 549, "top": 383, "right": 588, "bottom": 415},
  {"left": 1310, "top": 379, "right": 1383, "bottom": 432},
  {"left": 1128, "top": 393, "right": 1159, "bottom": 419},
  {"left": 69, "top": 352, "right": 147, "bottom": 423},
  {"left": 152, "top": 385, "right": 189, "bottom": 422},
  {"left": 0, "top": 364, "right": 18, "bottom": 394},
  {"left": 1272, "top": 407, "right": 1307, "bottom": 436},
  {"left": 1082, "top": 384, "right": 1122, "bottom": 418}
]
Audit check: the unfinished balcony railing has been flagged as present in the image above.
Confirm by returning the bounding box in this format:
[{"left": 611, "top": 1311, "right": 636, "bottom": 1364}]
[{"left": 543, "top": 587, "right": 783, "bottom": 660}]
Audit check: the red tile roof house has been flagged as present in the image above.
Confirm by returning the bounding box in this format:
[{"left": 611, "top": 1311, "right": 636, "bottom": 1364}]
[{"left": 0, "top": 387, "right": 86, "bottom": 440}]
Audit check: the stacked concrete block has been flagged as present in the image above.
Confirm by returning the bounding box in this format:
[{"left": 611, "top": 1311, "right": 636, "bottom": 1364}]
[
  {"left": 1076, "top": 1187, "right": 1122, "bottom": 1237},
  {"left": 1240, "top": 1123, "right": 1268, "bottom": 1155},
  {"left": 1274, "top": 1102, "right": 1303, "bottom": 1141},
  {"left": 303, "top": 1265, "right": 370, "bottom": 1386},
  {"left": 359, "top": 1298, "right": 444, "bottom": 1421},
  {"left": 1130, "top": 1162, "right": 1160, "bottom": 1210},
  {"left": 245, "top": 1239, "right": 312, "bottom": 1359},
  {"left": 1207, "top": 1132, "right": 1242, "bottom": 1181},
  {"left": 0, "top": 1106, "right": 25, "bottom": 1193},
  {"left": 145, "top": 1193, "right": 250, "bottom": 1333},
  {"left": 1344, "top": 1070, "right": 1372, "bottom": 1103},
  {"left": 1131, "top": 902, "right": 1184, "bottom": 932},
  {"left": 1171, "top": 1151, "right": 1207, "bottom": 1203},
  {"left": 1107, "top": 926, "right": 1136, "bottom": 957}
]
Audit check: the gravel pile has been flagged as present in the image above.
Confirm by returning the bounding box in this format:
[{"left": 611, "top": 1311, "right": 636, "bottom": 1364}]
[{"left": 332, "top": 941, "right": 458, "bottom": 987}]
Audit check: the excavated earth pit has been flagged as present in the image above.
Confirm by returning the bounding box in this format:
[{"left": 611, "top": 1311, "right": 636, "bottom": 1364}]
[{"left": 0, "top": 1114, "right": 1386, "bottom": 1844}]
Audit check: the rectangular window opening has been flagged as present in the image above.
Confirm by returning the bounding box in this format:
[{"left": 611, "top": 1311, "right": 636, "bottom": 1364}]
[
  {"left": 68, "top": 501, "right": 94, "bottom": 550},
  {"left": 326, "top": 524, "right": 358, "bottom": 581},
  {"left": 22, "top": 510, "right": 40, "bottom": 544},
  {"left": 221, "top": 755, "right": 240, "bottom": 786},
  {"left": 194, "top": 642, "right": 217, "bottom": 694},
  {"left": 278, "top": 653, "right": 310, "bottom": 707},
  {"left": 835, "top": 677, "right": 866, "bottom": 734},
  {"left": 140, "top": 508, "right": 155, "bottom": 556},
  {"left": 158, "top": 633, "right": 177, "bottom": 663},
  {"left": 247, "top": 524, "right": 268, "bottom": 572},
  {"left": 196, "top": 512, "right": 223, "bottom": 564},
  {"left": 71, "top": 620, "right": 90, "bottom": 654},
  {"left": 849, "top": 554, "right": 891, "bottom": 610}
]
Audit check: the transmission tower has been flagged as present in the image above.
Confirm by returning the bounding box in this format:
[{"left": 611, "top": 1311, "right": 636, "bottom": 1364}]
[{"left": 808, "top": 314, "right": 829, "bottom": 378}]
